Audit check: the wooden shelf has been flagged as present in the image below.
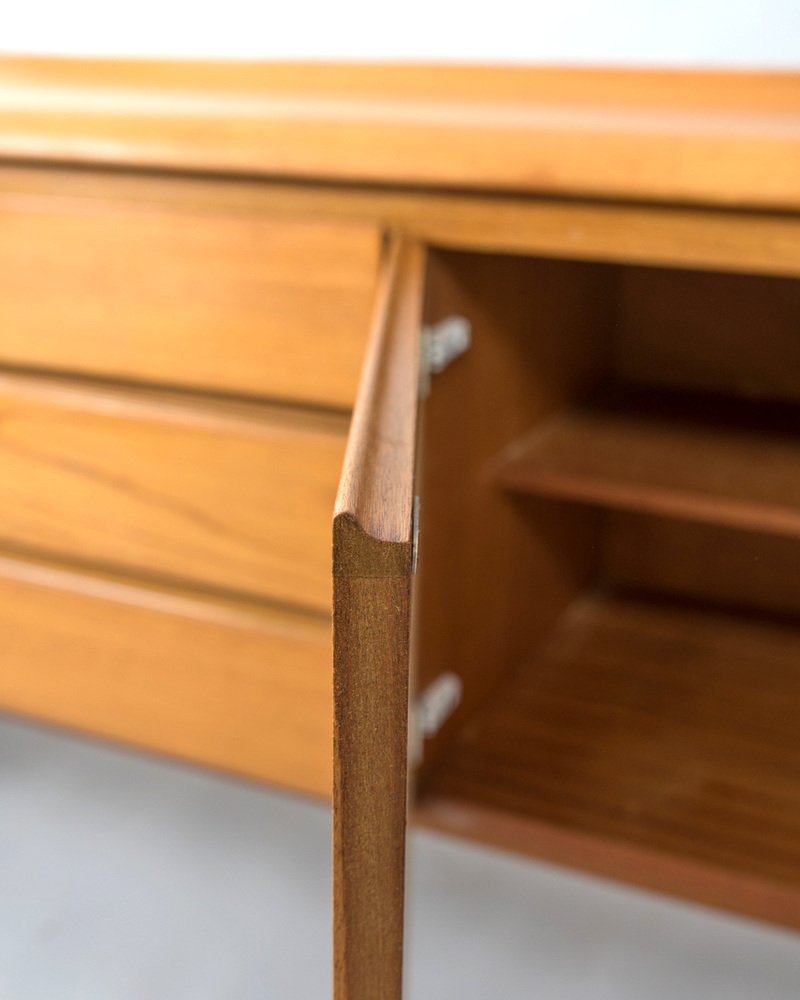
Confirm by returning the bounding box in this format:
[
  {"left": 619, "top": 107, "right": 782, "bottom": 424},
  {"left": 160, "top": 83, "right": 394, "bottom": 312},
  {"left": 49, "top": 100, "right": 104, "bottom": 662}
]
[
  {"left": 496, "top": 390, "right": 800, "bottom": 538},
  {"left": 418, "top": 594, "right": 800, "bottom": 928}
]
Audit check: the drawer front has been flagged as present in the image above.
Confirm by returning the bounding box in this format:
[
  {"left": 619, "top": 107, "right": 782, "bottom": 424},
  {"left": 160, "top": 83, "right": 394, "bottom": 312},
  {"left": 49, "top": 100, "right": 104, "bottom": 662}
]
[
  {"left": 0, "top": 196, "right": 380, "bottom": 408},
  {"left": 0, "top": 375, "right": 346, "bottom": 612},
  {"left": 0, "top": 555, "right": 332, "bottom": 797}
]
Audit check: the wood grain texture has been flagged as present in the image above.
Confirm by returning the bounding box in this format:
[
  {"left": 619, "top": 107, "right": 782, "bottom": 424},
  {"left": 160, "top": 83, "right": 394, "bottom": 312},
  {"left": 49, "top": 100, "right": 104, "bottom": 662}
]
[
  {"left": 414, "top": 251, "right": 612, "bottom": 766},
  {"left": 0, "top": 552, "right": 332, "bottom": 797},
  {"left": 1, "top": 60, "right": 800, "bottom": 208},
  {"left": 604, "top": 512, "right": 800, "bottom": 622},
  {"left": 420, "top": 594, "right": 800, "bottom": 929},
  {"left": 619, "top": 266, "right": 800, "bottom": 404},
  {"left": 0, "top": 198, "right": 379, "bottom": 408},
  {"left": 0, "top": 373, "right": 347, "bottom": 611},
  {"left": 333, "top": 239, "right": 425, "bottom": 1000},
  {"left": 417, "top": 800, "right": 800, "bottom": 933},
  {"left": 4, "top": 166, "right": 800, "bottom": 278},
  {"left": 497, "top": 389, "right": 800, "bottom": 539}
]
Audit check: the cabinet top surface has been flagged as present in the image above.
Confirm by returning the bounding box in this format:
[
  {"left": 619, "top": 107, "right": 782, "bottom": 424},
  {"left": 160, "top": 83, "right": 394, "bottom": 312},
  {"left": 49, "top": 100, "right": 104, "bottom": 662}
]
[{"left": 1, "top": 58, "right": 799, "bottom": 210}]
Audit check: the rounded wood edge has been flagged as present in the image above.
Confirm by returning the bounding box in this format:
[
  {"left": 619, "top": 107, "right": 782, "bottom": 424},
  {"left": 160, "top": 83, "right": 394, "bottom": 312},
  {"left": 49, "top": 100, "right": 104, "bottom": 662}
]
[{"left": 2, "top": 59, "right": 800, "bottom": 209}]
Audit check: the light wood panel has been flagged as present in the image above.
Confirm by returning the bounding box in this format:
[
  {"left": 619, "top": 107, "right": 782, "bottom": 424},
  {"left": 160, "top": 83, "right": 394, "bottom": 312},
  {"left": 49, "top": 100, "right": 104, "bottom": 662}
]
[
  {"left": 420, "top": 594, "right": 800, "bottom": 929},
  {"left": 0, "top": 199, "right": 379, "bottom": 408},
  {"left": 0, "top": 374, "right": 348, "bottom": 611},
  {"left": 4, "top": 166, "right": 800, "bottom": 278},
  {"left": 1, "top": 59, "right": 800, "bottom": 208},
  {"left": 0, "top": 553, "right": 332, "bottom": 797},
  {"left": 333, "top": 239, "right": 425, "bottom": 1000},
  {"left": 497, "top": 390, "right": 800, "bottom": 539}
]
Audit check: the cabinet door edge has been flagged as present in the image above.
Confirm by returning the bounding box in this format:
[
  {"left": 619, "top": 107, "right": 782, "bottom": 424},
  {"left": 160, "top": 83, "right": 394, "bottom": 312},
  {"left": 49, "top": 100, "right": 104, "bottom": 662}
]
[{"left": 333, "top": 237, "right": 426, "bottom": 1000}]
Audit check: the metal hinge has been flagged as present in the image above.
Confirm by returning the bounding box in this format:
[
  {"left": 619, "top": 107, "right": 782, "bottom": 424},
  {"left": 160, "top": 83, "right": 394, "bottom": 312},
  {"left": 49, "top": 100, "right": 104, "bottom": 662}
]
[
  {"left": 411, "top": 495, "right": 421, "bottom": 574},
  {"left": 419, "top": 316, "right": 471, "bottom": 396},
  {"left": 409, "top": 672, "right": 463, "bottom": 764}
]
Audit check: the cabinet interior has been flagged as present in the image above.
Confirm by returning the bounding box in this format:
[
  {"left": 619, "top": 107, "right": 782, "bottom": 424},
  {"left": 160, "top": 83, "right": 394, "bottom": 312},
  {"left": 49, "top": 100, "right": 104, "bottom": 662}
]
[{"left": 412, "top": 248, "right": 800, "bottom": 927}]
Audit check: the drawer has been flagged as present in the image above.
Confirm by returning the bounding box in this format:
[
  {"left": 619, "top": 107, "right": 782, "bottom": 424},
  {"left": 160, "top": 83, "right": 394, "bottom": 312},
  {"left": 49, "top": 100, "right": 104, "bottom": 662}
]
[
  {"left": 0, "top": 554, "right": 332, "bottom": 797},
  {"left": 0, "top": 193, "right": 380, "bottom": 408},
  {"left": 0, "top": 374, "right": 347, "bottom": 611}
]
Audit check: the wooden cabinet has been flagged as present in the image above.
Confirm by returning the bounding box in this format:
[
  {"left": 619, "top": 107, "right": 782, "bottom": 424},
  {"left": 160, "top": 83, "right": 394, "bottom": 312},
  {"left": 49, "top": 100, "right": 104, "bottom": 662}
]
[
  {"left": 411, "top": 248, "right": 800, "bottom": 924},
  {"left": 334, "top": 228, "right": 800, "bottom": 996},
  {"left": 2, "top": 57, "right": 800, "bottom": 1000}
]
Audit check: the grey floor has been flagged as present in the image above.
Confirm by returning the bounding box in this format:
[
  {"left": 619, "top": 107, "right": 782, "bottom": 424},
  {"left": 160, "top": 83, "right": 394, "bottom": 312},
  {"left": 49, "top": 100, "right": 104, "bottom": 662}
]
[{"left": 0, "top": 716, "right": 798, "bottom": 999}]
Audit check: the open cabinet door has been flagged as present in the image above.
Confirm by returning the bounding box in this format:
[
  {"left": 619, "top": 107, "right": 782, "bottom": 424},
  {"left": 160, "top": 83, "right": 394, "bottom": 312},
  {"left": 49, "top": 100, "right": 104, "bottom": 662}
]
[{"left": 333, "top": 238, "right": 426, "bottom": 1000}]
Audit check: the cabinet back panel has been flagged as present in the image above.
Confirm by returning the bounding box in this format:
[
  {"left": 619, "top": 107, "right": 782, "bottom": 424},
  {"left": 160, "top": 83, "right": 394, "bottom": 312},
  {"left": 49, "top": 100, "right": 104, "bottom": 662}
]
[
  {"left": 604, "top": 511, "right": 800, "bottom": 622},
  {"left": 618, "top": 266, "right": 800, "bottom": 403}
]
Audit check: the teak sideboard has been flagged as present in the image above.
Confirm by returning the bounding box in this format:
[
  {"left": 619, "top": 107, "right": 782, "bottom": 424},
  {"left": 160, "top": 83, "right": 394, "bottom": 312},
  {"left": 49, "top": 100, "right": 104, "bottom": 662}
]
[{"left": 2, "top": 59, "right": 800, "bottom": 1000}]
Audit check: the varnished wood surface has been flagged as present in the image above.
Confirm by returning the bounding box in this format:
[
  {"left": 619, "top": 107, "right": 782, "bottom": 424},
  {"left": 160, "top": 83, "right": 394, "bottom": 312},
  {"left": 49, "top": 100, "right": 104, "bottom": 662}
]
[
  {"left": 0, "top": 373, "right": 347, "bottom": 612},
  {"left": 0, "top": 194, "right": 379, "bottom": 408},
  {"left": 2, "top": 60, "right": 800, "bottom": 208},
  {"left": 417, "top": 799, "right": 800, "bottom": 932},
  {"left": 333, "top": 239, "right": 422, "bottom": 575},
  {"left": 333, "top": 240, "right": 425, "bottom": 1000},
  {"left": 4, "top": 166, "right": 800, "bottom": 278},
  {"left": 414, "top": 251, "right": 610, "bottom": 764},
  {"left": 497, "top": 389, "right": 800, "bottom": 539},
  {"left": 605, "top": 512, "right": 800, "bottom": 622},
  {"left": 619, "top": 267, "right": 800, "bottom": 404},
  {"left": 420, "top": 593, "right": 800, "bottom": 928},
  {"left": 0, "top": 552, "right": 332, "bottom": 797},
  {"left": 0, "top": 164, "right": 800, "bottom": 276}
]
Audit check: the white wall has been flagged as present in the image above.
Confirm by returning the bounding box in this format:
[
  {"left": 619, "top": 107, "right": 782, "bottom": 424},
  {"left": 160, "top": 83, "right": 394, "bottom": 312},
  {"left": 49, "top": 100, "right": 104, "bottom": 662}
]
[{"left": 3, "top": 0, "right": 799, "bottom": 66}]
